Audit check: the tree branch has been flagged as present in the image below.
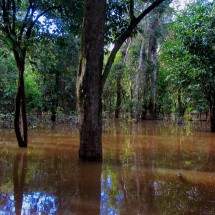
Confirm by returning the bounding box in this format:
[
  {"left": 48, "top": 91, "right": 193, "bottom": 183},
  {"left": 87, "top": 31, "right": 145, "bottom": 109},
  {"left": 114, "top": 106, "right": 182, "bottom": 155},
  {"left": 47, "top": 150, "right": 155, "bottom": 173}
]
[
  {"left": 19, "top": 2, "right": 33, "bottom": 41},
  {"left": 102, "top": 0, "right": 166, "bottom": 88},
  {"left": 25, "top": 5, "right": 60, "bottom": 40},
  {"left": 129, "top": 0, "right": 135, "bottom": 21},
  {"left": 135, "top": 0, "right": 166, "bottom": 24},
  {"left": 34, "top": 6, "right": 60, "bottom": 25},
  {"left": 2, "top": 0, "right": 11, "bottom": 34},
  {"left": 11, "top": 0, "right": 16, "bottom": 34}
]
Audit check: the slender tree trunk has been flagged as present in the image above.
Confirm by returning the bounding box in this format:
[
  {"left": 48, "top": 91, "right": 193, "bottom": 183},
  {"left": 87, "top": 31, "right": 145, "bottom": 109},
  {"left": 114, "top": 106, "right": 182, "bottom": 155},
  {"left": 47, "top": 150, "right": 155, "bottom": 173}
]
[
  {"left": 115, "top": 76, "right": 122, "bottom": 118},
  {"left": 141, "top": 71, "right": 149, "bottom": 120},
  {"left": 176, "top": 88, "right": 185, "bottom": 124},
  {"left": 177, "top": 88, "right": 184, "bottom": 116},
  {"left": 115, "top": 39, "right": 131, "bottom": 119},
  {"left": 77, "top": 0, "right": 105, "bottom": 161},
  {"left": 129, "top": 78, "right": 133, "bottom": 117},
  {"left": 14, "top": 51, "right": 28, "bottom": 147},
  {"left": 135, "top": 36, "right": 145, "bottom": 122},
  {"left": 51, "top": 71, "right": 60, "bottom": 122},
  {"left": 151, "top": 51, "right": 157, "bottom": 118},
  {"left": 147, "top": 11, "right": 159, "bottom": 119}
]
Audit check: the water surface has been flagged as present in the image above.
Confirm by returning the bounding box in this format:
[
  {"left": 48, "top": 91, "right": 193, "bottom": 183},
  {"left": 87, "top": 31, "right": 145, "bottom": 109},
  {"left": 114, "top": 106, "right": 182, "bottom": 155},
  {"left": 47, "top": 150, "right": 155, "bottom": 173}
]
[{"left": 0, "top": 121, "right": 214, "bottom": 214}]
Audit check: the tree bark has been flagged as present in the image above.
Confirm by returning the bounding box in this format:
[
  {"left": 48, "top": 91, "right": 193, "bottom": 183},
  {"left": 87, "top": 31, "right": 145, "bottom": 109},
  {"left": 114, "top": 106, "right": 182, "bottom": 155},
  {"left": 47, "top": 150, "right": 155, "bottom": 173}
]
[{"left": 77, "top": 0, "right": 105, "bottom": 161}]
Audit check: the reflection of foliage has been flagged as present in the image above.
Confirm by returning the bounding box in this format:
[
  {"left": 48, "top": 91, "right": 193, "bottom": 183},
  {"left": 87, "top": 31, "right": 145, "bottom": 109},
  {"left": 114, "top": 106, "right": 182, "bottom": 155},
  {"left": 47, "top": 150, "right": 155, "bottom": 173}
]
[
  {"left": 0, "top": 192, "right": 59, "bottom": 214},
  {"left": 101, "top": 163, "right": 215, "bottom": 215},
  {"left": 120, "top": 138, "right": 135, "bottom": 163},
  {"left": 101, "top": 166, "right": 123, "bottom": 214},
  {"left": 0, "top": 181, "right": 13, "bottom": 193},
  {"left": 25, "top": 161, "right": 39, "bottom": 184}
]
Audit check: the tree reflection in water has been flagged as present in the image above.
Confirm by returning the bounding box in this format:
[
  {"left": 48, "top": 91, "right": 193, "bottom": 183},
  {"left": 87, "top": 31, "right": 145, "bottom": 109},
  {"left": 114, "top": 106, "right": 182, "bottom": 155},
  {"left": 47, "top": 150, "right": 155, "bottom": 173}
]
[
  {"left": 0, "top": 149, "right": 59, "bottom": 214},
  {"left": 0, "top": 149, "right": 102, "bottom": 214},
  {"left": 13, "top": 149, "right": 28, "bottom": 214}
]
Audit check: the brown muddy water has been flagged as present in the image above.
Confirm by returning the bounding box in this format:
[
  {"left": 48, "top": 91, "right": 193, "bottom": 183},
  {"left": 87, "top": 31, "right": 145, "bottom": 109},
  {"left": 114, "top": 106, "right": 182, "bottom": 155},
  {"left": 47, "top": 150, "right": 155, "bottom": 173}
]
[{"left": 0, "top": 121, "right": 214, "bottom": 215}]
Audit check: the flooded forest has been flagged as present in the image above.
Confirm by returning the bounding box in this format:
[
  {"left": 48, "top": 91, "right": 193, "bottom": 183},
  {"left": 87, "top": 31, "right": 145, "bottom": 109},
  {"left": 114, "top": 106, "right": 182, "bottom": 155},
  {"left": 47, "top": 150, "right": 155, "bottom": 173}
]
[{"left": 0, "top": 0, "right": 214, "bottom": 214}]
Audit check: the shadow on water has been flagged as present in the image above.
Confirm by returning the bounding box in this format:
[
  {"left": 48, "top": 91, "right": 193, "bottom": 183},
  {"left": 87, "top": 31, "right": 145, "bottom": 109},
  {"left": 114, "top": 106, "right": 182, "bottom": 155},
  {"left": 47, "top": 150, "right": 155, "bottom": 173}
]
[{"left": 0, "top": 120, "right": 215, "bottom": 214}]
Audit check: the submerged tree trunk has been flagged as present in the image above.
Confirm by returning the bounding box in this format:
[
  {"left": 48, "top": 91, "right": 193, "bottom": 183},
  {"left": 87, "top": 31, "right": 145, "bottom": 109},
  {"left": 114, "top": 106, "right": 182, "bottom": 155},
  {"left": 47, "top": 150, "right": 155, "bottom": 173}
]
[
  {"left": 1, "top": 1, "right": 61, "bottom": 147},
  {"left": 76, "top": 0, "right": 167, "bottom": 161},
  {"left": 14, "top": 50, "right": 28, "bottom": 147},
  {"left": 210, "top": 105, "right": 215, "bottom": 132},
  {"left": 77, "top": 0, "right": 105, "bottom": 161}
]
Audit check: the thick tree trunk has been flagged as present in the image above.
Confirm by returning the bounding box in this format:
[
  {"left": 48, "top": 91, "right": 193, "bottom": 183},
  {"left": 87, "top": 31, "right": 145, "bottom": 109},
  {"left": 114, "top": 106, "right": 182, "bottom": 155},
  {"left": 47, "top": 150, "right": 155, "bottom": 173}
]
[
  {"left": 77, "top": 0, "right": 105, "bottom": 161},
  {"left": 14, "top": 51, "right": 28, "bottom": 147},
  {"left": 210, "top": 105, "right": 215, "bottom": 132},
  {"left": 76, "top": 0, "right": 166, "bottom": 161}
]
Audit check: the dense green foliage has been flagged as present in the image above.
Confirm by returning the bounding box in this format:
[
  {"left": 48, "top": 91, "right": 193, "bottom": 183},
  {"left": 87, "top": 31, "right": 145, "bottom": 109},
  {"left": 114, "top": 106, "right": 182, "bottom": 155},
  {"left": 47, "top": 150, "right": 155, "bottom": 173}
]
[
  {"left": 160, "top": 0, "right": 214, "bottom": 119},
  {"left": 0, "top": 0, "right": 214, "bottom": 126}
]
